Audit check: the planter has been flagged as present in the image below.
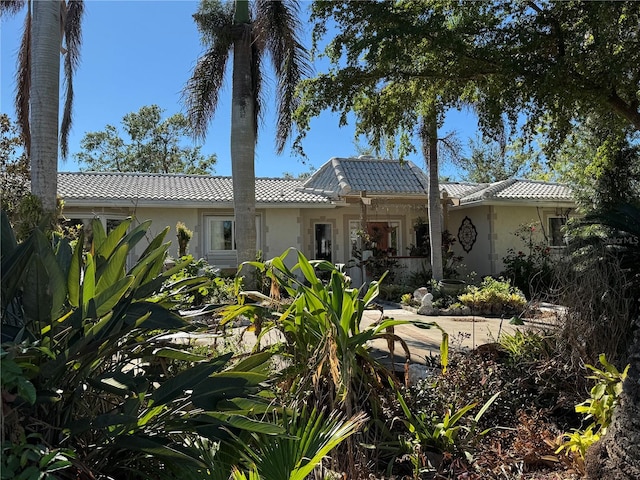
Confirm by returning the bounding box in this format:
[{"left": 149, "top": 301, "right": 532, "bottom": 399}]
[{"left": 438, "top": 279, "right": 467, "bottom": 297}]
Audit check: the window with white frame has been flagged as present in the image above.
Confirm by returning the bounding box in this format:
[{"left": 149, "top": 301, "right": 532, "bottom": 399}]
[
  {"left": 205, "top": 215, "right": 261, "bottom": 253},
  {"left": 548, "top": 217, "right": 567, "bottom": 247}
]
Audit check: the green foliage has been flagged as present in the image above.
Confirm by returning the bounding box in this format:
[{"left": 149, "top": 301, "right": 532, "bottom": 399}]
[
  {"left": 458, "top": 277, "right": 527, "bottom": 315},
  {"left": 553, "top": 124, "right": 640, "bottom": 212},
  {"left": 229, "top": 406, "right": 367, "bottom": 480},
  {"left": 0, "top": 213, "right": 279, "bottom": 478},
  {"left": 1, "top": 434, "right": 76, "bottom": 480},
  {"left": 74, "top": 105, "right": 217, "bottom": 174},
  {"left": 498, "top": 330, "right": 550, "bottom": 366},
  {"left": 298, "top": 2, "right": 640, "bottom": 162},
  {"left": 159, "top": 256, "right": 235, "bottom": 307},
  {"left": 0, "top": 114, "right": 30, "bottom": 230},
  {"left": 401, "top": 293, "right": 413, "bottom": 306},
  {"left": 501, "top": 222, "right": 556, "bottom": 300},
  {"left": 394, "top": 382, "right": 500, "bottom": 461},
  {"left": 455, "top": 136, "right": 547, "bottom": 183},
  {"left": 557, "top": 354, "right": 629, "bottom": 460},
  {"left": 223, "top": 249, "right": 426, "bottom": 412}
]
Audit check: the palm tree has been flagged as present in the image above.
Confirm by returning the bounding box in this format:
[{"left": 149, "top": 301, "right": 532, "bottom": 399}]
[
  {"left": 184, "top": 0, "right": 309, "bottom": 285},
  {"left": 1, "top": 0, "right": 83, "bottom": 218}
]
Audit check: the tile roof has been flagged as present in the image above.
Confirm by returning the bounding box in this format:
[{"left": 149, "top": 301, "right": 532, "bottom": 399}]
[
  {"left": 56, "top": 161, "right": 574, "bottom": 209},
  {"left": 300, "top": 156, "right": 429, "bottom": 197},
  {"left": 442, "top": 178, "right": 573, "bottom": 204},
  {"left": 58, "top": 172, "right": 330, "bottom": 206}
]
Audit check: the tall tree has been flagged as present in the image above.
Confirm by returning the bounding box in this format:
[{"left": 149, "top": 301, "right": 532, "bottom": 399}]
[
  {"left": 184, "top": 0, "right": 309, "bottom": 284},
  {"left": 1, "top": 0, "right": 84, "bottom": 220},
  {"left": 75, "top": 105, "right": 217, "bottom": 174},
  {"left": 455, "top": 136, "right": 546, "bottom": 183},
  {"left": 296, "top": 2, "right": 502, "bottom": 280}
]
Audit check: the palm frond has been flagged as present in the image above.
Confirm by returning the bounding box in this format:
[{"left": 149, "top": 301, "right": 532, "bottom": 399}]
[
  {"left": 15, "top": 6, "right": 31, "bottom": 156},
  {"left": 251, "top": 37, "right": 262, "bottom": 142},
  {"left": 184, "top": 3, "right": 234, "bottom": 140},
  {"left": 255, "top": 0, "right": 311, "bottom": 152},
  {"left": 184, "top": 43, "right": 232, "bottom": 140},
  {"left": 60, "top": 0, "right": 84, "bottom": 159},
  {"left": 0, "top": 0, "right": 25, "bottom": 17}
]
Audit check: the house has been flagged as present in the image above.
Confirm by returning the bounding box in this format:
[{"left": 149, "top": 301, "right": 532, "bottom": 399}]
[{"left": 58, "top": 156, "right": 575, "bottom": 283}]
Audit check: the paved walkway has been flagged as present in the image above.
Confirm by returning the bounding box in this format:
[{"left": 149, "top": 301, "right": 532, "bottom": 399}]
[
  {"left": 166, "top": 302, "right": 556, "bottom": 367},
  {"left": 362, "top": 303, "right": 542, "bottom": 365}
]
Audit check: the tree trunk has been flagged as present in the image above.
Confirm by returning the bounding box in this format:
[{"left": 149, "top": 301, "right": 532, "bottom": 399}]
[
  {"left": 586, "top": 321, "right": 640, "bottom": 479},
  {"left": 423, "top": 111, "right": 443, "bottom": 280},
  {"left": 30, "top": 0, "right": 61, "bottom": 217},
  {"left": 231, "top": 0, "right": 257, "bottom": 289}
]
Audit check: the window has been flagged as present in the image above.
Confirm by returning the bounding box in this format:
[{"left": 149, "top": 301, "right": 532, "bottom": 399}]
[
  {"left": 348, "top": 220, "right": 401, "bottom": 256},
  {"left": 548, "top": 217, "right": 567, "bottom": 247},
  {"left": 209, "top": 218, "right": 235, "bottom": 251},
  {"left": 314, "top": 223, "right": 332, "bottom": 262},
  {"left": 205, "top": 215, "right": 261, "bottom": 253}
]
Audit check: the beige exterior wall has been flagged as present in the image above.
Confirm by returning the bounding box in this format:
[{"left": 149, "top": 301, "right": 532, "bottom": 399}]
[
  {"left": 447, "top": 206, "right": 493, "bottom": 278},
  {"left": 447, "top": 204, "right": 573, "bottom": 278},
  {"left": 64, "top": 200, "right": 573, "bottom": 283}
]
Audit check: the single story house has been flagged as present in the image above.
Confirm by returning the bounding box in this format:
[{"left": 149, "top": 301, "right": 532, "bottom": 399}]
[{"left": 58, "top": 156, "right": 575, "bottom": 283}]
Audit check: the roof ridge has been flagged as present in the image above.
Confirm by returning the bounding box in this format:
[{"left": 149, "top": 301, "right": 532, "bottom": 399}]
[{"left": 481, "top": 178, "right": 518, "bottom": 198}]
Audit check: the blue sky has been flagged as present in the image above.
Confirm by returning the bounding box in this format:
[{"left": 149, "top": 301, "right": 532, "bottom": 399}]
[{"left": 1, "top": 1, "right": 477, "bottom": 178}]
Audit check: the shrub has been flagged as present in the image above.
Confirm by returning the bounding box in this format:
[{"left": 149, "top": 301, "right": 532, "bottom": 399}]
[
  {"left": 0, "top": 214, "right": 278, "bottom": 479},
  {"left": 458, "top": 277, "right": 527, "bottom": 315}
]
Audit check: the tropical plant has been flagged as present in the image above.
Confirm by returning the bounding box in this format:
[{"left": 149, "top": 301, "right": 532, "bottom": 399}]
[
  {"left": 394, "top": 383, "right": 500, "bottom": 465},
  {"left": 458, "top": 277, "right": 527, "bottom": 316},
  {"left": 176, "top": 221, "right": 194, "bottom": 257},
  {"left": 223, "top": 249, "right": 416, "bottom": 409},
  {"left": 229, "top": 406, "right": 367, "bottom": 480},
  {"left": 0, "top": 213, "right": 280, "bottom": 478},
  {"left": 1, "top": 0, "right": 84, "bottom": 219},
  {"left": 220, "top": 249, "right": 443, "bottom": 476},
  {"left": 557, "top": 355, "right": 629, "bottom": 468},
  {"left": 184, "top": 0, "right": 310, "bottom": 287}
]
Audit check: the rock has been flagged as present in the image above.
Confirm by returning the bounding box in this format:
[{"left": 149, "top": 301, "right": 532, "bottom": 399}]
[
  {"left": 413, "top": 287, "right": 430, "bottom": 302},
  {"left": 417, "top": 305, "right": 439, "bottom": 316},
  {"left": 420, "top": 292, "right": 434, "bottom": 308}
]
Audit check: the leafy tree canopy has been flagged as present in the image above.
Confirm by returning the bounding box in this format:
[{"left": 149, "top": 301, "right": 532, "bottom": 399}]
[
  {"left": 552, "top": 122, "right": 640, "bottom": 211},
  {"left": 295, "top": 1, "right": 640, "bottom": 157},
  {"left": 0, "top": 113, "right": 30, "bottom": 218},
  {"left": 75, "top": 105, "right": 217, "bottom": 174},
  {"left": 454, "top": 136, "right": 549, "bottom": 183}
]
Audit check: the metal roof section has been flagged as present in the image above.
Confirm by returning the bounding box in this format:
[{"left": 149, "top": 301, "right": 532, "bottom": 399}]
[
  {"left": 58, "top": 172, "right": 331, "bottom": 207},
  {"left": 300, "top": 156, "right": 429, "bottom": 198}
]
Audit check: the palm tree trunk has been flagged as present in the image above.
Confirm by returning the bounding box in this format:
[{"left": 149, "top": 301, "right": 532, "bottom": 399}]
[
  {"left": 423, "top": 110, "right": 443, "bottom": 280},
  {"left": 30, "top": 0, "right": 60, "bottom": 217},
  {"left": 586, "top": 322, "right": 640, "bottom": 479},
  {"left": 231, "top": 0, "right": 257, "bottom": 288}
]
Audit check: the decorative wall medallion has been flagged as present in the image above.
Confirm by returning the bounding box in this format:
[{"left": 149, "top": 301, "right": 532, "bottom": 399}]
[{"left": 457, "top": 216, "right": 477, "bottom": 253}]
